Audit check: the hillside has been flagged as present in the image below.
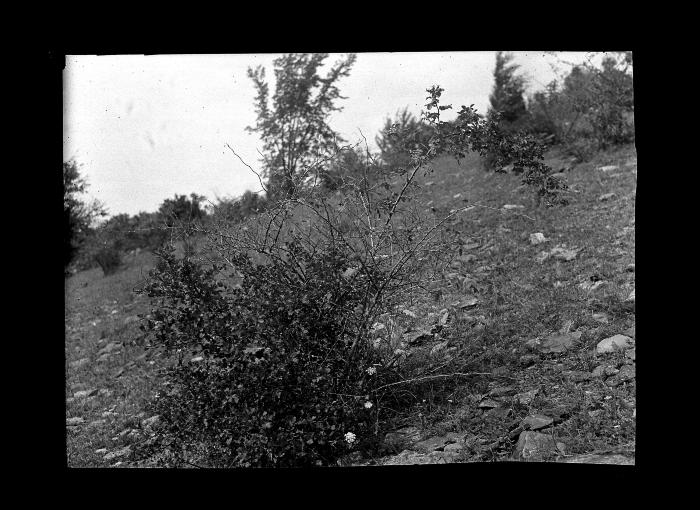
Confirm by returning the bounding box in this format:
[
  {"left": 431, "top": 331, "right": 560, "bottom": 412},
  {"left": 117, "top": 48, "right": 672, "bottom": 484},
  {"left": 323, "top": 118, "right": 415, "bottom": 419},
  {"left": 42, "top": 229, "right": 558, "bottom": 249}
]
[{"left": 65, "top": 143, "right": 636, "bottom": 466}]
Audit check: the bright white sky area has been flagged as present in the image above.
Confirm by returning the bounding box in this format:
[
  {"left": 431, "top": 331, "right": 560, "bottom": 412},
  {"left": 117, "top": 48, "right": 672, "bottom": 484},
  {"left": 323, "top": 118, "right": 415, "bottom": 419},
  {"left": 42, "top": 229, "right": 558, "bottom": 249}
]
[{"left": 63, "top": 51, "right": 607, "bottom": 217}]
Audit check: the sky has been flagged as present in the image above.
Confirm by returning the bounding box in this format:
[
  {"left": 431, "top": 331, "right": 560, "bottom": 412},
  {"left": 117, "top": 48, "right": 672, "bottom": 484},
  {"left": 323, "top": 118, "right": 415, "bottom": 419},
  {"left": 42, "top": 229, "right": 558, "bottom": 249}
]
[{"left": 63, "top": 51, "right": 606, "bottom": 218}]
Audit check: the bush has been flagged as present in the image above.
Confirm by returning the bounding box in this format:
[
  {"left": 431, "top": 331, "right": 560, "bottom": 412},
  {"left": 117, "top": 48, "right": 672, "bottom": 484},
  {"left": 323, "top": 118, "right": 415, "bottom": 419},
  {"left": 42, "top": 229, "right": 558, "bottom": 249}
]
[
  {"left": 94, "top": 245, "right": 122, "bottom": 276},
  {"left": 375, "top": 107, "right": 432, "bottom": 170},
  {"left": 139, "top": 243, "right": 392, "bottom": 467}
]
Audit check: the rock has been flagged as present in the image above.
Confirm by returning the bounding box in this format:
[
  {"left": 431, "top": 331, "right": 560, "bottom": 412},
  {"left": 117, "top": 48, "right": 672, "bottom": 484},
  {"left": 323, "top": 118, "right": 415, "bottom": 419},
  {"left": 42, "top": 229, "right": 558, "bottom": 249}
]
[
  {"left": 70, "top": 358, "right": 90, "bottom": 369},
  {"left": 503, "top": 204, "right": 525, "bottom": 210},
  {"left": 625, "top": 348, "right": 636, "bottom": 361},
  {"left": 488, "top": 386, "right": 516, "bottom": 398},
  {"left": 623, "top": 325, "right": 635, "bottom": 339},
  {"left": 98, "top": 389, "right": 112, "bottom": 397},
  {"left": 598, "top": 192, "right": 617, "bottom": 201},
  {"left": 535, "top": 251, "right": 551, "bottom": 263},
  {"left": 550, "top": 246, "right": 579, "bottom": 262},
  {"left": 597, "top": 165, "right": 619, "bottom": 172},
  {"left": 625, "top": 263, "right": 635, "bottom": 272},
  {"left": 617, "top": 364, "right": 636, "bottom": 382},
  {"left": 98, "top": 342, "right": 123, "bottom": 356},
  {"left": 596, "top": 335, "right": 633, "bottom": 354},
  {"left": 521, "top": 415, "right": 554, "bottom": 431},
  {"left": 486, "top": 406, "right": 512, "bottom": 419},
  {"left": 383, "top": 450, "right": 456, "bottom": 465},
  {"left": 562, "top": 370, "right": 592, "bottom": 382},
  {"left": 528, "top": 331, "right": 582, "bottom": 354},
  {"left": 95, "top": 448, "right": 108, "bottom": 455},
  {"left": 103, "top": 446, "right": 132, "bottom": 462},
  {"left": 66, "top": 417, "right": 84, "bottom": 426},
  {"left": 513, "top": 431, "right": 557, "bottom": 461},
  {"left": 626, "top": 289, "right": 635, "bottom": 303},
  {"left": 403, "top": 330, "right": 433, "bottom": 345},
  {"left": 402, "top": 309, "right": 417, "bottom": 318},
  {"left": 580, "top": 280, "right": 609, "bottom": 293},
  {"left": 591, "top": 365, "right": 608, "bottom": 378},
  {"left": 479, "top": 399, "right": 500, "bottom": 409},
  {"left": 633, "top": 409, "right": 636, "bottom": 419},
  {"left": 562, "top": 453, "right": 634, "bottom": 465},
  {"left": 88, "top": 419, "right": 106, "bottom": 428},
  {"left": 491, "top": 366, "right": 510, "bottom": 377},
  {"left": 430, "top": 340, "right": 450, "bottom": 356},
  {"left": 588, "top": 409, "right": 603, "bottom": 419},
  {"left": 443, "top": 442, "right": 465, "bottom": 453},
  {"left": 414, "top": 432, "right": 463, "bottom": 453},
  {"left": 529, "top": 233, "right": 548, "bottom": 245},
  {"left": 592, "top": 312, "right": 610, "bottom": 324},
  {"left": 141, "top": 415, "right": 161, "bottom": 429},
  {"left": 190, "top": 356, "right": 204, "bottom": 363},
  {"left": 459, "top": 297, "right": 479, "bottom": 309},
  {"left": 513, "top": 389, "right": 538, "bottom": 405}
]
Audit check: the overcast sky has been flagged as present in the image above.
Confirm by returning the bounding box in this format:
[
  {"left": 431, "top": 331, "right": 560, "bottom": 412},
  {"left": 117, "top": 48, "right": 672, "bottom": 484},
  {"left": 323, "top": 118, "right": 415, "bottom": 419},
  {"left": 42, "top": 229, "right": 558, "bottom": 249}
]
[{"left": 63, "top": 51, "right": 605, "bottom": 217}]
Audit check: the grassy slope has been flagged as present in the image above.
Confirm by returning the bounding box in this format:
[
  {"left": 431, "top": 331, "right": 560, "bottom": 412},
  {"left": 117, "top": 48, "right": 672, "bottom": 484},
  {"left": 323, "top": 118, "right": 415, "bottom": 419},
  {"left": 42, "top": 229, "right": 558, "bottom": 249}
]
[{"left": 64, "top": 144, "right": 636, "bottom": 466}]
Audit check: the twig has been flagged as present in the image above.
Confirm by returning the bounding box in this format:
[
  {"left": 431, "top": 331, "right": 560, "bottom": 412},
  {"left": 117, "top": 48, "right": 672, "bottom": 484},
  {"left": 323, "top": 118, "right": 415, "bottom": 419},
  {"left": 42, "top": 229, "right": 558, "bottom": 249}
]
[
  {"left": 225, "top": 143, "right": 268, "bottom": 193},
  {"left": 375, "top": 371, "right": 492, "bottom": 392}
]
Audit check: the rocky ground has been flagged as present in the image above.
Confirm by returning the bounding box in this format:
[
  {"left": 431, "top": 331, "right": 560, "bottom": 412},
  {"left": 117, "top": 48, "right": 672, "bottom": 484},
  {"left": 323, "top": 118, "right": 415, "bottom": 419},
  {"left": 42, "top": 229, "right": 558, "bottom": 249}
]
[{"left": 65, "top": 144, "right": 636, "bottom": 467}]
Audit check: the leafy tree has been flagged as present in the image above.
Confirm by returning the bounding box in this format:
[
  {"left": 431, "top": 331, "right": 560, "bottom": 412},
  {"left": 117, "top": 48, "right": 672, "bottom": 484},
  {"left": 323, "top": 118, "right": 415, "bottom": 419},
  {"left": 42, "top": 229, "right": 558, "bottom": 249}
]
[
  {"left": 64, "top": 160, "right": 107, "bottom": 271},
  {"left": 158, "top": 193, "right": 207, "bottom": 226},
  {"left": 375, "top": 107, "right": 432, "bottom": 169},
  {"left": 487, "top": 52, "right": 529, "bottom": 132},
  {"left": 246, "top": 53, "right": 357, "bottom": 201},
  {"left": 211, "top": 190, "right": 268, "bottom": 223}
]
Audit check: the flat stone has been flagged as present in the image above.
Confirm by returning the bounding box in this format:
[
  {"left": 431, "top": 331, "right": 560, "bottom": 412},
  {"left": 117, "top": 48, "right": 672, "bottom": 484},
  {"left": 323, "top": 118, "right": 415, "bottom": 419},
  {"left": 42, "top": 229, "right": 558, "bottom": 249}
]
[
  {"left": 103, "top": 446, "right": 132, "bottom": 462},
  {"left": 529, "top": 233, "right": 548, "bottom": 245},
  {"left": 488, "top": 386, "right": 516, "bottom": 398},
  {"left": 479, "top": 399, "right": 500, "bottom": 409},
  {"left": 503, "top": 204, "right": 525, "bottom": 210},
  {"left": 529, "top": 331, "right": 581, "bottom": 354},
  {"left": 623, "top": 325, "right": 635, "bottom": 339},
  {"left": 562, "top": 453, "right": 634, "bottom": 465},
  {"left": 617, "top": 364, "right": 636, "bottom": 382},
  {"left": 98, "top": 342, "right": 123, "bottom": 356},
  {"left": 597, "top": 165, "right": 619, "bottom": 172},
  {"left": 69, "top": 358, "right": 90, "bottom": 369},
  {"left": 596, "top": 335, "right": 633, "bottom": 354},
  {"left": 625, "top": 348, "right": 636, "bottom": 361},
  {"left": 562, "top": 370, "right": 592, "bottom": 382},
  {"left": 414, "top": 432, "right": 462, "bottom": 453},
  {"left": 513, "top": 389, "right": 538, "bottom": 405},
  {"left": 592, "top": 312, "right": 610, "bottom": 324},
  {"left": 430, "top": 340, "right": 451, "bottom": 356},
  {"left": 95, "top": 448, "right": 108, "bottom": 455},
  {"left": 550, "top": 246, "right": 579, "bottom": 262},
  {"left": 625, "top": 264, "right": 635, "bottom": 272},
  {"left": 66, "top": 417, "right": 84, "bottom": 425},
  {"left": 513, "top": 431, "right": 557, "bottom": 461},
  {"left": 403, "top": 330, "right": 433, "bottom": 345},
  {"left": 487, "top": 406, "right": 512, "bottom": 419},
  {"left": 521, "top": 414, "right": 554, "bottom": 431},
  {"left": 599, "top": 192, "right": 617, "bottom": 201},
  {"left": 142, "top": 415, "right": 161, "bottom": 429}
]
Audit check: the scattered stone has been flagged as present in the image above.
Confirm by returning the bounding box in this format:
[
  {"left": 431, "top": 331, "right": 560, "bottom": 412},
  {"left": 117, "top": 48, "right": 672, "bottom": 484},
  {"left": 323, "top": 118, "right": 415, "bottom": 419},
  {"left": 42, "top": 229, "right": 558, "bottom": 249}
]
[
  {"left": 403, "top": 330, "right": 433, "bottom": 345},
  {"left": 592, "top": 312, "right": 610, "bottom": 324},
  {"left": 88, "top": 419, "right": 106, "bottom": 428},
  {"left": 443, "top": 442, "right": 465, "bottom": 453},
  {"left": 479, "top": 399, "right": 500, "bottom": 409},
  {"left": 549, "top": 246, "right": 579, "bottom": 262},
  {"left": 513, "top": 389, "right": 538, "bottom": 405},
  {"left": 625, "top": 289, "right": 635, "bottom": 303},
  {"left": 491, "top": 366, "right": 510, "bottom": 377},
  {"left": 617, "top": 364, "right": 636, "bottom": 382},
  {"left": 103, "top": 446, "right": 132, "bottom": 462},
  {"left": 556, "top": 442, "right": 567, "bottom": 455},
  {"left": 529, "top": 233, "right": 548, "bottom": 245},
  {"left": 562, "top": 370, "right": 593, "bottom": 382},
  {"left": 528, "top": 331, "right": 582, "bottom": 354},
  {"left": 598, "top": 192, "right": 617, "bottom": 202},
  {"left": 98, "top": 389, "right": 112, "bottom": 397},
  {"left": 521, "top": 415, "right": 554, "bottom": 431},
  {"left": 98, "top": 341, "right": 123, "bottom": 356},
  {"left": 633, "top": 409, "right": 636, "bottom": 419},
  {"left": 596, "top": 335, "right": 633, "bottom": 354},
  {"left": 513, "top": 431, "right": 557, "bottom": 461},
  {"left": 402, "top": 309, "right": 417, "bottom": 318},
  {"left": 503, "top": 204, "right": 525, "bottom": 210},
  {"left": 70, "top": 358, "right": 90, "bottom": 369},
  {"left": 430, "top": 340, "right": 450, "bottom": 356},
  {"left": 597, "top": 165, "right": 619, "bottom": 172},
  {"left": 518, "top": 355, "right": 538, "bottom": 367},
  {"left": 562, "top": 453, "right": 634, "bottom": 465},
  {"left": 414, "top": 432, "right": 463, "bottom": 453},
  {"left": 488, "top": 386, "right": 516, "bottom": 398},
  {"left": 625, "top": 348, "right": 636, "bottom": 361},
  {"left": 459, "top": 297, "right": 479, "bottom": 309},
  {"left": 588, "top": 409, "right": 604, "bottom": 419},
  {"left": 486, "top": 406, "right": 512, "bottom": 419},
  {"left": 623, "top": 325, "right": 635, "bottom": 339},
  {"left": 142, "top": 415, "right": 161, "bottom": 429},
  {"left": 73, "top": 389, "right": 99, "bottom": 399},
  {"left": 95, "top": 448, "right": 107, "bottom": 455},
  {"left": 66, "top": 417, "right": 84, "bottom": 426},
  {"left": 580, "top": 280, "right": 609, "bottom": 293},
  {"left": 625, "top": 263, "right": 635, "bottom": 272}
]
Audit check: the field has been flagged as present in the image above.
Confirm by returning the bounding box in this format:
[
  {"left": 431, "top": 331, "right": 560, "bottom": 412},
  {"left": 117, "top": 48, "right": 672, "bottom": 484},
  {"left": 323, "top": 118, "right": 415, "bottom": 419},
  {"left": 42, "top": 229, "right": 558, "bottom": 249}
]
[{"left": 65, "top": 143, "right": 636, "bottom": 466}]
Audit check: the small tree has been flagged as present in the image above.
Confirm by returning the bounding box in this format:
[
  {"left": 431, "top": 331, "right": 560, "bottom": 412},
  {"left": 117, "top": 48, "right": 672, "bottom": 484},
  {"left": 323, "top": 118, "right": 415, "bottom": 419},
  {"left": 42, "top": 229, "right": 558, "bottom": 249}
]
[
  {"left": 375, "top": 107, "right": 432, "bottom": 170},
  {"left": 64, "top": 160, "right": 107, "bottom": 272},
  {"left": 487, "top": 52, "right": 529, "bottom": 132},
  {"left": 246, "top": 53, "right": 357, "bottom": 201}
]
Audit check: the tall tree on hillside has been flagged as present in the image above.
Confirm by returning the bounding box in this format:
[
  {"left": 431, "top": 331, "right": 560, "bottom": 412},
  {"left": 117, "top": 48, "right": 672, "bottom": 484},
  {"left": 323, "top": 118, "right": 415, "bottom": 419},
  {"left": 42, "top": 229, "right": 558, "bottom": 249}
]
[
  {"left": 64, "top": 160, "right": 107, "bottom": 271},
  {"left": 487, "top": 52, "right": 529, "bottom": 132},
  {"left": 246, "top": 53, "right": 357, "bottom": 201}
]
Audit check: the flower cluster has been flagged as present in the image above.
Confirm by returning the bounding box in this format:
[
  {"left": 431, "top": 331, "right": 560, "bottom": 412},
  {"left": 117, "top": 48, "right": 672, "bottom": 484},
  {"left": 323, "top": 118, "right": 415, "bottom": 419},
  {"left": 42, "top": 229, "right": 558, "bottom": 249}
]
[{"left": 344, "top": 432, "right": 357, "bottom": 445}]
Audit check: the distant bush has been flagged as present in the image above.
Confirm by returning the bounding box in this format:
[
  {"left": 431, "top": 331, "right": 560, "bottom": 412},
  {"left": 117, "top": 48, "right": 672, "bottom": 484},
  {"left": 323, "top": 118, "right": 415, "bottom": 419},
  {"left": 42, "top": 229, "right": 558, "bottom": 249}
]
[
  {"left": 210, "top": 190, "right": 268, "bottom": 224},
  {"left": 94, "top": 245, "right": 122, "bottom": 276},
  {"left": 375, "top": 107, "right": 432, "bottom": 170},
  {"left": 527, "top": 52, "right": 634, "bottom": 161}
]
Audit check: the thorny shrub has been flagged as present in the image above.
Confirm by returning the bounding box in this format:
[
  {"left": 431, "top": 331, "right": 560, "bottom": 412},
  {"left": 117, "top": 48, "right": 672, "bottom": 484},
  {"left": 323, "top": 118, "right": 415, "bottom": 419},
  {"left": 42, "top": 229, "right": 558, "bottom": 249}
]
[{"left": 136, "top": 86, "right": 568, "bottom": 467}]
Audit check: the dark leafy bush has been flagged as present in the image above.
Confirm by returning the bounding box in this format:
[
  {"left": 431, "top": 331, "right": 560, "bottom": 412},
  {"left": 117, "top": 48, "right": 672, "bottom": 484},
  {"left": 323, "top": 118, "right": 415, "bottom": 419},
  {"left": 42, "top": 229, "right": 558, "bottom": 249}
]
[
  {"left": 139, "top": 243, "right": 394, "bottom": 467},
  {"left": 94, "top": 245, "right": 123, "bottom": 276},
  {"left": 375, "top": 107, "right": 432, "bottom": 170}
]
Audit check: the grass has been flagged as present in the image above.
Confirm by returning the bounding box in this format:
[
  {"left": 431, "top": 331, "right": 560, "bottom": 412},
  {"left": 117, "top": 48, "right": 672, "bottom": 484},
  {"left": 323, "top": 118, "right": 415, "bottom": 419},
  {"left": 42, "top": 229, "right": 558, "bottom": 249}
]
[{"left": 64, "top": 143, "right": 636, "bottom": 466}]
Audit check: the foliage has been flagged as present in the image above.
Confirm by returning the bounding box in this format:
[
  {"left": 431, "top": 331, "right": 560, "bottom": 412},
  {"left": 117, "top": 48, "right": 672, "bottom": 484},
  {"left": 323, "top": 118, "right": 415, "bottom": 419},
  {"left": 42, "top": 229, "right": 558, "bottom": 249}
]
[
  {"left": 210, "top": 190, "right": 268, "bottom": 224},
  {"left": 375, "top": 107, "right": 432, "bottom": 170},
  {"left": 137, "top": 73, "right": 569, "bottom": 466},
  {"left": 158, "top": 193, "right": 207, "bottom": 226},
  {"left": 246, "top": 53, "right": 357, "bottom": 201},
  {"left": 527, "top": 52, "right": 634, "bottom": 160},
  {"left": 94, "top": 244, "right": 123, "bottom": 276},
  {"left": 64, "top": 160, "right": 107, "bottom": 271},
  {"left": 487, "top": 52, "right": 530, "bottom": 133}
]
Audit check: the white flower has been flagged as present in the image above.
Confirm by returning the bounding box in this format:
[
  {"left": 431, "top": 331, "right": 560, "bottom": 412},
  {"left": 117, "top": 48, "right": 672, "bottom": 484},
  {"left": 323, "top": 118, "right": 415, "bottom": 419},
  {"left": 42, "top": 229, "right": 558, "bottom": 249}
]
[
  {"left": 366, "top": 366, "right": 377, "bottom": 375},
  {"left": 344, "top": 432, "right": 356, "bottom": 445},
  {"left": 364, "top": 401, "right": 373, "bottom": 409}
]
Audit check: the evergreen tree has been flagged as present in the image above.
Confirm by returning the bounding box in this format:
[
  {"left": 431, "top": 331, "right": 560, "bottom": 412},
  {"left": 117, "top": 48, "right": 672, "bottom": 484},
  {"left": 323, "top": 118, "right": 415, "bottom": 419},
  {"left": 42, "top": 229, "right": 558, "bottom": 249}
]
[{"left": 487, "top": 52, "right": 529, "bottom": 132}]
